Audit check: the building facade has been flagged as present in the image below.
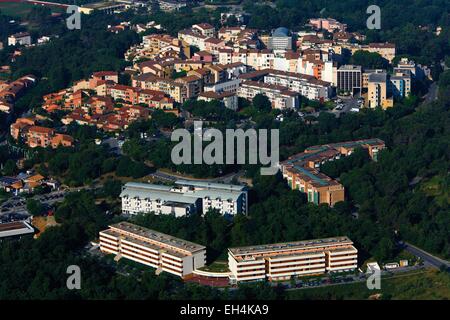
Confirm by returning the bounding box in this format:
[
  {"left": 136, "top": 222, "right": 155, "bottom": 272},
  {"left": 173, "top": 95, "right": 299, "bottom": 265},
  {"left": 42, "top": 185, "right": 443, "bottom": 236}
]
[
  {"left": 337, "top": 65, "right": 362, "bottom": 95},
  {"left": 238, "top": 80, "right": 300, "bottom": 109},
  {"left": 228, "top": 236, "right": 358, "bottom": 283},
  {"left": 99, "top": 222, "right": 206, "bottom": 278},
  {"left": 281, "top": 139, "right": 385, "bottom": 206},
  {"left": 120, "top": 180, "right": 248, "bottom": 216}
]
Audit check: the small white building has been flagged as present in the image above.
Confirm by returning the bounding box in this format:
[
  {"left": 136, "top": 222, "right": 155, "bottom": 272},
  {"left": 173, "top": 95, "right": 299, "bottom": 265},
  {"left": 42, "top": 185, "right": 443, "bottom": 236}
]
[{"left": 8, "top": 32, "right": 31, "bottom": 47}]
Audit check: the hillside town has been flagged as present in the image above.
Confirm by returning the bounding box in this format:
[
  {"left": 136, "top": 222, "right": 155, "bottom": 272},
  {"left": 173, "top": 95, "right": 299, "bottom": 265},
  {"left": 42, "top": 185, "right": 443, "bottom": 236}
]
[{"left": 0, "top": 0, "right": 449, "bottom": 306}]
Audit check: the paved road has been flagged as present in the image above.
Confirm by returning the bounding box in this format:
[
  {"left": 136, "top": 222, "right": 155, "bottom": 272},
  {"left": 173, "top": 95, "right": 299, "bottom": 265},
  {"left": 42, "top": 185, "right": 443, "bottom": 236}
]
[{"left": 401, "top": 241, "right": 450, "bottom": 269}]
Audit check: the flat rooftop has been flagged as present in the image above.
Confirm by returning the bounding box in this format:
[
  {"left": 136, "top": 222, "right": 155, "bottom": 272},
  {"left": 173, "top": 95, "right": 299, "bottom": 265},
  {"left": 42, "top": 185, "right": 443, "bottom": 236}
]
[
  {"left": 175, "top": 179, "right": 247, "bottom": 192},
  {"left": 229, "top": 236, "right": 354, "bottom": 257},
  {"left": 0, "top": 221, "right": 35, "bottom": 238},
  {"left": 108, "top": 221, "right": 206, "bottom": 254},
  {"left": 120, "top": 181, "right": 246, "bottom": 202}
]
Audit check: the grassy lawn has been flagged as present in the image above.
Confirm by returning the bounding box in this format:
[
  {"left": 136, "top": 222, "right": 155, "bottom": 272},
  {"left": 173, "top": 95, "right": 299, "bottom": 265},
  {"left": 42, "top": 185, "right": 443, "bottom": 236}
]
[
  {"left": 420, "top": 174, "right": 450, "bottom": 206},
  {"left": 198, "top": 260, "right": 229, "bottom": 273},
  {"left": 287, "top": 269, "right": 450, "bottom": 300}
]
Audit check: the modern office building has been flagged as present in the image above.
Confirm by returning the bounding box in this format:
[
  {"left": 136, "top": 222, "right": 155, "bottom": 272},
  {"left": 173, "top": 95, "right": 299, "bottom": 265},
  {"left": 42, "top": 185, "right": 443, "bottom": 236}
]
[
  {"left": 120, "top": 180, "right": 248, "bottom": 216},
  {"left": 337, "top": 65, "right": 362, "bottom": 95},
  {"left": 228, "top": 236, "right": 358, "bottom": 283},
  {"left": 281, "top": 139, "right": 385, "bottom": 206},
  {"left": 99, "top": 222, "right": 206, "bottom": 278},
  {"left": 267, "top": 27, "right": 293, "bottom": 51}
]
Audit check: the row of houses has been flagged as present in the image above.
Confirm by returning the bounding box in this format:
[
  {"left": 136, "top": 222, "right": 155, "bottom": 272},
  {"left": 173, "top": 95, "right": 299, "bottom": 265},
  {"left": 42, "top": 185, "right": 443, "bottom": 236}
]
[
  {"left": 0, "top": 170, "right": 58, "bottom": 195},
  {"left": 0, "top": 75, "right": 37, "bottom": 114},
  {"left": 281, "top": 139, "right": 386, "bottom": 206},
  {"left": 10, "top": 117, "right": 74, "bottom": 149}
]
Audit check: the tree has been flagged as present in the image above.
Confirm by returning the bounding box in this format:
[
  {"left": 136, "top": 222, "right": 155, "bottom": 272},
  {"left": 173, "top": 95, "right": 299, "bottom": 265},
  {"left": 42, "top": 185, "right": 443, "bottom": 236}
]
[
  {"left": 252, "top": 94, "right": 272, "bottom": 112},
  {"left": 2, "top": 159, "right": 17, "bottom": 176},
  {"left": 26, "top": 199, "right": 45, "bottom": 216},
  {"left": 350, "top": 51, "right": 389, "bottom": 70}
]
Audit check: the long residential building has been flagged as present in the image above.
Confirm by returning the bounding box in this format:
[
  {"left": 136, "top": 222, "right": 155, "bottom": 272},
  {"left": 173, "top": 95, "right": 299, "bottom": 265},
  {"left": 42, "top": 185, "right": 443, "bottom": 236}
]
[
  {"left": 238, "top": 80, "right": 300, "bottom": 109},
  {"left": 228, "top": 236, "right": 358, "bottom": 283},
  {"left": 281, "top": 139, "right": 385, "bottom": 206},
  {"left": 240, "top": 69, "right": 332, "bottom": 101},
  {"left": 99, "top": 222, "right": 206, "bottom": 278},
  {"left": 120, "top": 180, "right": 248, "bottom": 216}
]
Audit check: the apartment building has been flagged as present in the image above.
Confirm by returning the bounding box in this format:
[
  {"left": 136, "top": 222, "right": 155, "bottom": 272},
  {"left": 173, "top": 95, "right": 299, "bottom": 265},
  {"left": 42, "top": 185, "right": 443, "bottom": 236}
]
[
  {"left": 218, "top": 49, "right": 274, "bottom": 71},
  {"left": 133, "top": 74, "right": 188, "bottom": 103},
  {"left": 92, "top": 71, "right": 119, "bottom": 84},
  {"left": 337, "top": 65, "right": 362, "bottom": 95},
  {"left": 178, "top": 29, "right": 208, "bottom": 50},
  {"left": 22, "top": 126, "right": 73, "bottom": 149},
  {"left": 390, "top": 71, "right": 411, "bottom": 98},
  {"left": 263, "top": 70, "right": 332, "bottom": 101},
  {"left": 240, "top": 69, "right": 331, "bottom": 101},
  {"left": 198, "top": 91, "right": 239, "bottom": 111},
  {"left": 192, "top": 23, "right": 216, "bottom": 38},
  {"left": 309, "top": 18, "right": 347, "bottom": 32},
  {"left": 99, "top": 222, "right": 206, "bottom": 278},
  {"left": 238, "top": 80, "right": 300, "bottom": 109},
  {"left": 204, "top": 78, "right": 241, "bottom": 94},
  {"left": 110, "top": 84, "right": 138, "bottom": 104},
  {"left": 367, "top": 72, "right": 393, "bottom": 109},
  {"left": 281, "top": 139, "right": 385, "bottom": 206},
  {"left": 120, "top": 180, "right": 248, "bottom": 216},
  {"left": 228, "top": 236, "right": 358, "bottom": 283}
]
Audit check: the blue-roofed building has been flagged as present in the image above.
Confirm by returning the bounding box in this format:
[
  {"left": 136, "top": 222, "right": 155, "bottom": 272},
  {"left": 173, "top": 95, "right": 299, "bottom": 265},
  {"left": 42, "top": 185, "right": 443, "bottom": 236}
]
[{"left": 268, "top": 27, "right": 292, "bottom": 51}]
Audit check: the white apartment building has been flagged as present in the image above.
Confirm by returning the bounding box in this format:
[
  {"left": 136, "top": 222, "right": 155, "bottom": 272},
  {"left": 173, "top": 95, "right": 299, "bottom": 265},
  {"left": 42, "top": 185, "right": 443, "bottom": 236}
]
[
  {"left": 238, "top": 80, "right": 300, "bottom": 109},
  {"left": 228, "top": 236, "right": 358, "bottom": 283},
  {"left": 120, "top": 181, "right": 248, "bottom": 217},
  {"left": 192, "top": 23, "right": 216, "bottom": 38},
  {"left": 99, "top": 222, "right": 206, "bottom": 278},
  {"left": 204, "top": 78, "right": 241, "bottom": 94},
  {"left": 178, "top": 29, "right": 208, "bottom": 50},
  {"left": 218, "top": 49, "right": 274, "bottom": 71},
  {"left": 263, "top": 70, "right": 332, "bottom": 101}
]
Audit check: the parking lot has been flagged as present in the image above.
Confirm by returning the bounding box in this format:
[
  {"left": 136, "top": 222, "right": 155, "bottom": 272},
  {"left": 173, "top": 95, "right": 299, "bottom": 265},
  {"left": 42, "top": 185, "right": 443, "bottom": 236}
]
[{"left": 0, "top": 191, "right": 66, "bottom": 220}]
